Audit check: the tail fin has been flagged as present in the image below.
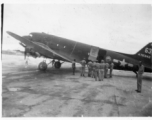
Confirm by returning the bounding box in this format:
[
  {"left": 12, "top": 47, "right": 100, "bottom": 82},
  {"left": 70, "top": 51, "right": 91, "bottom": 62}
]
[{"left": 135, "top": 42, "right": 152, "bottom": 66}]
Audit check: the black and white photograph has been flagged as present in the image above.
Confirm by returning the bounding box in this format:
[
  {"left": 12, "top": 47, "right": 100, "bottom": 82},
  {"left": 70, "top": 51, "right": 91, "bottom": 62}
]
[{"left": 1, "top": 0, "right": 152, "bottom": 117}]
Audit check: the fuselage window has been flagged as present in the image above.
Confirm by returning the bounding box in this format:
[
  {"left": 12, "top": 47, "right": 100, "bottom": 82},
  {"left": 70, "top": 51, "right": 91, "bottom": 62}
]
[
  {"left": 57, "top": 44, "right": 59, "bottom": 46},
  {"left": 64, "top": 46, "right": 66, "bottom": 48}
]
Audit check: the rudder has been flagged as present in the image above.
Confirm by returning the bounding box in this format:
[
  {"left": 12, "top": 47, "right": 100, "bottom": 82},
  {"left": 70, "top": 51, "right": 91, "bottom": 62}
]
[{"left": 135, "top": 42, "right": 152, "bottom": 66}]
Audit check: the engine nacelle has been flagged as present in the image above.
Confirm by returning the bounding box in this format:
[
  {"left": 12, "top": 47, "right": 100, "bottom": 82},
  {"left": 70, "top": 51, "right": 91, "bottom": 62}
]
[{"left": 25, "top": 47, "right": 40, "bottom": 58}]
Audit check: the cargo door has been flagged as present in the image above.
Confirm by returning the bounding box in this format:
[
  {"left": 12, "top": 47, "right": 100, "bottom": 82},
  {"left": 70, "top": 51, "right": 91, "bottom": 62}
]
[{"left": 88, "top": 47, "right": 99, "bottom": 61}]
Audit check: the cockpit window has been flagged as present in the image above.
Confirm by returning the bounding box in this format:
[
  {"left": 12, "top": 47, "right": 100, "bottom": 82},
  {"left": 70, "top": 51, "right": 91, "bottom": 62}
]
[{"left": 29, "top": 34, "right": 33, "bottom": 37}]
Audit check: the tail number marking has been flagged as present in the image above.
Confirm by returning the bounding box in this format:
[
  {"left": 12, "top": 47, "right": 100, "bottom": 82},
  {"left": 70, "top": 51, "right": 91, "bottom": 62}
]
[{"left": 145, "top": 48, "right": 152, "bottom": 55}]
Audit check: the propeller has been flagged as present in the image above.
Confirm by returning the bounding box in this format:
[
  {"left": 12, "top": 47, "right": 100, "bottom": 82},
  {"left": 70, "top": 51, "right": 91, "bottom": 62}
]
[
  {"left": 19, "top": 43, "right": 28, "bottom": 59},
  {"left": 24, "top": 47, "right": 29, "bottom": 59},
  {"left": 24, "top": 47, "right": 40, "bottom": 59},
  {"left": 19, "top": 43, "right": 40, "bottom": 59},
  {"left": 24, "top": 48, "right": 27, "bottom": 59}
]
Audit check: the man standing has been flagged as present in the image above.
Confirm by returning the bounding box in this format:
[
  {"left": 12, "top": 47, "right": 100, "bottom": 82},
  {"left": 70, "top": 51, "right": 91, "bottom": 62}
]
[
  {"left": 104, "top": 61, "right": 109, "bottom": 78},
  {"left": 25, "top": 53, "right": 30, "bottom": 68},
  {"left": 72, "top": 59, "right": 76, "bottom": 75},
  {"left": 87, "top": 60, "right": 93, "bottom": 77},
  {"left": 100, "top": 60, "right": 105, "bottom": 81},
  {"left": 136, "top": 61, "right": 144, "bottom": 93},
  {"left": 91, "top": 61, "right": 96, "bottom": 78},
  {"left": 51, "top": 59, "right": 55, "bottom": 67},
  {"left": 109, "top": 62, "right": 114, "bottom": 78},
  {"left": 81, "top": 58, "right": 86, "bottom": 77},
  {"left": 92, "top": 60, "right": 98, "bottom": 81},
  {"left": 96, "top": 61, "right": 101, "bottom": 81}
]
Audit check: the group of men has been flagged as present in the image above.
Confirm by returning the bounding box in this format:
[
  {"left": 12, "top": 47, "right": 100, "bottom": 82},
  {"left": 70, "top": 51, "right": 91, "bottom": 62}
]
[
  {"left": 72, "top": 58, "right": 145, "bottom": 93},
  {"left": 72, "top": 58, "right": 114, "bottom": 81},
  {"left": 87, "top": 60, "right": 114, "bottom": 81}
]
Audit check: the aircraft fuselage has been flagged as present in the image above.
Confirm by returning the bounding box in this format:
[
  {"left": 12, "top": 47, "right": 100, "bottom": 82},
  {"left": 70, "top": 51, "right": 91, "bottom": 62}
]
[{"left": 23, "top": 32, "right": 152, "bottom": 73}]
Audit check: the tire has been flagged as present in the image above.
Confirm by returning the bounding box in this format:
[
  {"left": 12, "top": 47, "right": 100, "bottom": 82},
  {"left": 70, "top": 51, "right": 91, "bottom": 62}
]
[
  {"left": 54, "top": 62, "right": 61, "bottom": 69},
  {"left": 38, "top": 62, "right": 47, "bottom": 71}
]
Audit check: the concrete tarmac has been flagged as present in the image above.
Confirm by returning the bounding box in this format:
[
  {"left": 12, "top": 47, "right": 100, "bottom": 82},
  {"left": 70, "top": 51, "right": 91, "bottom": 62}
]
[{"left": 2, "top": 54, "right": 152, "bottom": 117}]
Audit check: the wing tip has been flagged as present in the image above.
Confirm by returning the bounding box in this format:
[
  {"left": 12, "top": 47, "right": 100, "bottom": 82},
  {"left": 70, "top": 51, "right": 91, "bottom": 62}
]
[{"left": 6, "top": 31, "right": 12, "bottom": 35}]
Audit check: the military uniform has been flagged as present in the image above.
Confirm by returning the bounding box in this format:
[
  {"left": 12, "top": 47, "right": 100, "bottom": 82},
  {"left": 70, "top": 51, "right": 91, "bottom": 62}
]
[
  {"left": 72, "top": 60, "right": 76, "bottom": 75},
  {"left": 109, "top": 63, "right": 114, "bottom": 78},
  {"left": 104, "top": 62, "right": 109, "bottom": 78},
  {"left": 92, "top": 62, "right": 98, "bottom": 81},
  {"left": 88, "top": 61, "right": 93, "bottom": 77},
  {"left": 81, "top": 59, "right": 86, "bottom": 77},
  {"left": 25, "top": 56, "right": 29, "bottom": 68},
  {"left": 96, "top": 63, "right": 101, "bottom": 81},
  {"left": 137, "top": 64, "right": 144, "bottom": 92},
  {"left": 52, "top": 59, "right": 55, "bottom": 67},
  {"left": 99, "top": 62, "right": 105, "bottom": 81}
]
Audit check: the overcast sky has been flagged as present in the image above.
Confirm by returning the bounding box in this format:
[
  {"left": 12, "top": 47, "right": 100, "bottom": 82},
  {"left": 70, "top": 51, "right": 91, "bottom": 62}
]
[{"left": 3, "top": 3, "right": 152, "bottom": 54}]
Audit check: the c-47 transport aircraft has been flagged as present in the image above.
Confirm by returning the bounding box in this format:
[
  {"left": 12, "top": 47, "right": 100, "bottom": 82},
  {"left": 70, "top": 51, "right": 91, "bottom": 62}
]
[{"left": 7, "top": 31, "right": 152, "bottom": 75}]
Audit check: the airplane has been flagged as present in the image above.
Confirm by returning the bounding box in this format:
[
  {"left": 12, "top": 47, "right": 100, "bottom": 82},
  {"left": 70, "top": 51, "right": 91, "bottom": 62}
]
[{"left": 6, "top": 31, "right": 152, "bottom": 76}]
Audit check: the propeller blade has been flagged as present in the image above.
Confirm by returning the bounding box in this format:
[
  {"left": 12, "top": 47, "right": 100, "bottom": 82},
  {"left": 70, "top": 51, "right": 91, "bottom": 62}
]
[
  {"left": 24, "top": 47, "right": 28, "bottom": 60},
  {"left": 24, "top": 51, "right": 27, "bottom": 60},
  {"left": 20, "top": 43, "right": 26, "bottom": 48}
]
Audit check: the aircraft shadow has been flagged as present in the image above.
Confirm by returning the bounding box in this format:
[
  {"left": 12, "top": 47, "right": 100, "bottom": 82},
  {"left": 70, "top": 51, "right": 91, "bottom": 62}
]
[
  {"left": 17, "top": 66, "right": 152, "bottom": 81},
  {"left": 47, "top": 67, "right": 81, "bottom": 74}
]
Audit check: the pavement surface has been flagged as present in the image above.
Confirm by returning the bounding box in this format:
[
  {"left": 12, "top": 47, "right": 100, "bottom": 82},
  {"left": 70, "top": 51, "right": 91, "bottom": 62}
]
[{"left": 2, "top": 54, "right": 152, "bottom": 117}]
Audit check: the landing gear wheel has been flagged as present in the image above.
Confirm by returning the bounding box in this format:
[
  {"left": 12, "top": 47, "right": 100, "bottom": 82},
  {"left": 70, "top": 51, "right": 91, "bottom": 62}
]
[
  {"left": 38, "top": 62, "right": 47, "bottom": 71},
  {"left": 54, "top": 62, "right": 61, "bottom": 69}
]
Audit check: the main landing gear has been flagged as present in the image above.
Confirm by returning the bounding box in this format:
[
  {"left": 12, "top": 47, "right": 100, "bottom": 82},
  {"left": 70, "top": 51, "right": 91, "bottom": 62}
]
[
  {"left": 38, "top": 61, "right": 47, "bottom": 71},
  {"left": 38, "top": 60, "right": 62, "bottom": 71},
  {"left": 54, "top": 61, "right": 61, "bottom": 69}
]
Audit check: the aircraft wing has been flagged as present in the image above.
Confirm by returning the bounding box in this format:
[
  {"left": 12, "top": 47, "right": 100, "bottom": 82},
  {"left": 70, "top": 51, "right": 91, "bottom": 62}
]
[
  {"left": 32, "top": 41, "right": 72, "bottom": 62},
  {"left": 14, "top": 50, "right": 24, "bottom": 54},
  {"left": 7, "top": 31, "right": 72, "bottom": 62}
]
